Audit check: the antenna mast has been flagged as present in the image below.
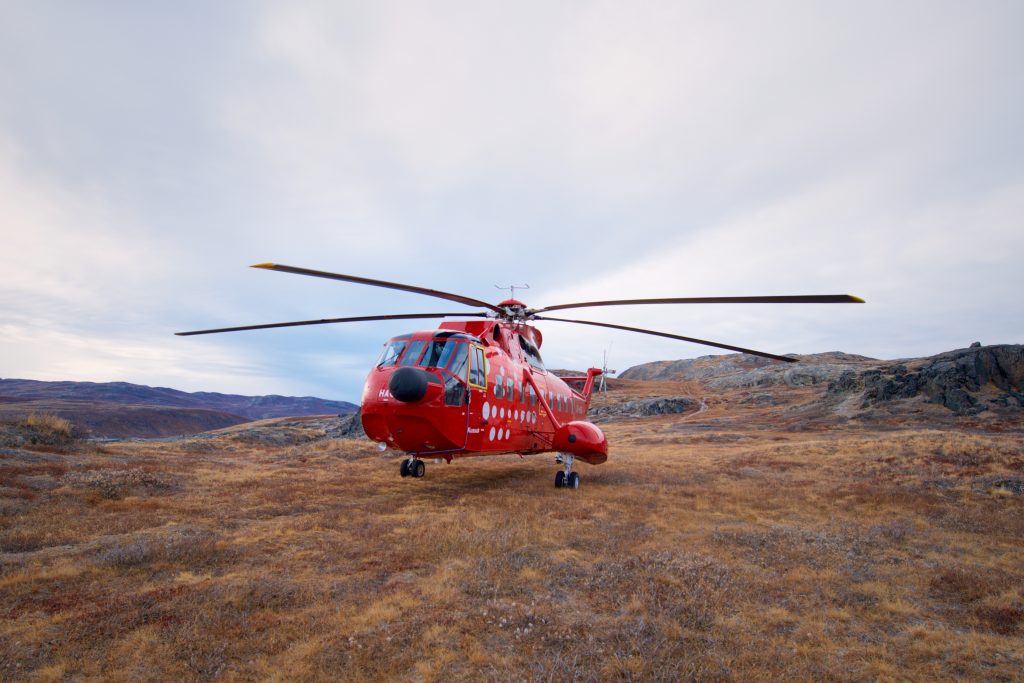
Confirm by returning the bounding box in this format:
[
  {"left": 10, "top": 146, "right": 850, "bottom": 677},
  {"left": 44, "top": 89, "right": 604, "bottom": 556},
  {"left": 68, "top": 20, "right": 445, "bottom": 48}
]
[{"left": 495, "top": 283, "right": 530, "bottom": 300}]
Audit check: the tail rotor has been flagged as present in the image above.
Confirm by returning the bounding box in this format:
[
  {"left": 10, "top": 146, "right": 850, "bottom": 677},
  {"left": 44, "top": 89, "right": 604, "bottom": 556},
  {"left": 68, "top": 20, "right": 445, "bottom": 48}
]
[{"left": 599, "top": 346, "right": 616, "bottom": 394}]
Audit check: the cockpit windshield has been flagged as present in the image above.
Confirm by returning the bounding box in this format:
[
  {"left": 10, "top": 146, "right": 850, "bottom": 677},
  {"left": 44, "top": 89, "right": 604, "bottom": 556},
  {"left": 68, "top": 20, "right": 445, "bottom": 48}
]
[
  {"left": 398, "top": 340, "right": 427, "bottom": 366},
  {"left": 422, "top": 339, "right": 459, "bottom": 368},
  {"left": 376, "top": 337, "right": 409, "bottom": 367},
  {"left": 378, "top": 336, "right": 470, "bottom": 379}
]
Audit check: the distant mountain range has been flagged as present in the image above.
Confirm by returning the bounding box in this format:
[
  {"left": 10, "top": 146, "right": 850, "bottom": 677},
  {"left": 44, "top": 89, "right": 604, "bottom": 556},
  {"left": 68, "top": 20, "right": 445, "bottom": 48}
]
[{"left": 0, "top": 379, "right": 357, "bottom": 438}]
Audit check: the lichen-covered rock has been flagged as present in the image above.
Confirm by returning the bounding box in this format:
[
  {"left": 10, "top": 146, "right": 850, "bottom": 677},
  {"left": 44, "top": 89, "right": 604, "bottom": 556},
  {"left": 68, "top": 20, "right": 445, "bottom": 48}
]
[{"left": 827, "top": 369, "right": 862, "bottom": 394}]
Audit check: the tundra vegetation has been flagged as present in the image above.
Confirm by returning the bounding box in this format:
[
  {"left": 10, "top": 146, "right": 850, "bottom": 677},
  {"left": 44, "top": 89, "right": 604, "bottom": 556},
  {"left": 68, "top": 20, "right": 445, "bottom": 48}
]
[{"left": 1, "top": 373, "right": 1022, "bottom": 681}]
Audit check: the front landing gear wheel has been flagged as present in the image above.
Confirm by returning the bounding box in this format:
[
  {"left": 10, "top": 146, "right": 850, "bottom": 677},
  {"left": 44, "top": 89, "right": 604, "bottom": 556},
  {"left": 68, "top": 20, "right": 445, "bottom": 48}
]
[
  {"left": 567, "top": 472, "right": 580, "bottom": 489},
  {"left": 412, "top": 459, "right": 425, "bottom": 478},
  {"left": 554, "top": 471, "right": 565, "bottom": 488},
  {"left": 400, "top": 459, "right": 410, "bottom": 477}
]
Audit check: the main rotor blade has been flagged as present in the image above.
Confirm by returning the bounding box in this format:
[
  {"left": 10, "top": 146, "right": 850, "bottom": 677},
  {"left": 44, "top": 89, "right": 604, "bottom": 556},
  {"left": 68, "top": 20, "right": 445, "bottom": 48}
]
[
  {"left": 176, "top": 312, "right": 488, "bottom": 336},
  {"left": 252, "top": 263, "right": 504, "bottom": 313},
  {"left": 534, "top": 316, "right": 799, "bottom": 363},
  {"left": 534, "top": 294, "right": 864, "bottom": 314}
]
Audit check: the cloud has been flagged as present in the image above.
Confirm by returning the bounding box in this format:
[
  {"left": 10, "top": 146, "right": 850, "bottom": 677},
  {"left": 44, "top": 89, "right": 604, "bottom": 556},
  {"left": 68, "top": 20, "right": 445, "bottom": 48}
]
[
  {"left": 534, "top": 169, "right": 1024, "bottom": 365},
  {"left": 0, "top": 138, "right": 177, "bottom": 323},
  {"left": 1, "top": 2, "right": 1022, "bottom": 401}
]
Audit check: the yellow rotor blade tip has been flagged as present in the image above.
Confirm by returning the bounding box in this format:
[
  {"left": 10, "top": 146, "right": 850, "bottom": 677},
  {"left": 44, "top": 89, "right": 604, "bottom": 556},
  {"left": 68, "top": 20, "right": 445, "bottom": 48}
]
[
  {"left": 251, "top": 262, "right": 277, "bottom": 269},
  {"left": 850, "top": 295, "right": 866, "bottom": 303}
]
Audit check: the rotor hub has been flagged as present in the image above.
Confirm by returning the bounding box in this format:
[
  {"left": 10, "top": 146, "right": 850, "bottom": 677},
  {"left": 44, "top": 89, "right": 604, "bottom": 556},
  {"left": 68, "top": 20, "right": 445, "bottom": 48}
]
[{"left": 496, "top": 298, "right": 532, "bottom": 321}]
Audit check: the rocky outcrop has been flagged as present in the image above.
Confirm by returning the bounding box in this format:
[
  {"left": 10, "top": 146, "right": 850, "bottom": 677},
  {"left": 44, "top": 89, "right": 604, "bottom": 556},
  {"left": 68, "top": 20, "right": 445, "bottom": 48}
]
[
  {"left": 619, "top": 354, "right": 778, "bottom": 381},
  {"left": 705, "top": 360, "right": 865, "bottom": 391},
  {"left": 589, "top": 397, "right": 700, "bottom": 422},
  {"left": 327, "top": 411, "right": 367, "bottom": 439},
  {"left": 618, "top": 345, "right": 1023, "bottom": 420},
  {"left": 827, "top": 345, "right": 1024, "bottom": 415},
  {"left": 620, "top": 352, "right": 874, "bottom": 390}
]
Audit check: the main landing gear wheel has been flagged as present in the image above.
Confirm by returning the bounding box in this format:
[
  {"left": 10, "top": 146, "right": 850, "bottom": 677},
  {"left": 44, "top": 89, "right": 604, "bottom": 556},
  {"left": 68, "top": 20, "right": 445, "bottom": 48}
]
[
  {"left": 400, "top": 458, "right": 425, "bottom": 478},
  {"left": 554, "top": 453, "right": 579, "bottom": 490}
]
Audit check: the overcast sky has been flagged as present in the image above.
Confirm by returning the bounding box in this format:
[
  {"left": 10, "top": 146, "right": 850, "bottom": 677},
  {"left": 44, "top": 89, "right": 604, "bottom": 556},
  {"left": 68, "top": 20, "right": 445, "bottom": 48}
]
[{"left": 1, "top": 1, "right": 1022, "bottom": 402}]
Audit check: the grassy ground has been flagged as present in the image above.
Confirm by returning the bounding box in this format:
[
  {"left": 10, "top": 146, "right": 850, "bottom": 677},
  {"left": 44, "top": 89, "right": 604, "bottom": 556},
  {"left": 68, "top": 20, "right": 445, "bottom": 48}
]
[{"left": 2, "top": 408, "right": 1023, "bottom": 681}]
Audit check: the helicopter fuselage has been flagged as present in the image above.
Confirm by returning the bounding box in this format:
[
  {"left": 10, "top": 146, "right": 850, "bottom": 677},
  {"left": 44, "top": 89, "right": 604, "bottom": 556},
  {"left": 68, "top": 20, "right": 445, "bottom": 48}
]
[{"left": 360, "top": 314, "right": 608, "bottom": 465}]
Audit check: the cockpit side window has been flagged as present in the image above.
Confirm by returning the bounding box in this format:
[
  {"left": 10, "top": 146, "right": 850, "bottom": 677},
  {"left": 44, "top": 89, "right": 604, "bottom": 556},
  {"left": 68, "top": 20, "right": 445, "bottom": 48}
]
[
  {"left": 469, "top": 346, "right": 486, "bottom": 387},
  {"left": 447, "top": 342, "right": 469, "bottom": 380}
]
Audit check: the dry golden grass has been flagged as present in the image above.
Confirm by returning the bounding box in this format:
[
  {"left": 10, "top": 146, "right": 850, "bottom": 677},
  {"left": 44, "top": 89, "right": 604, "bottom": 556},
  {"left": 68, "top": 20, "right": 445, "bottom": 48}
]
[
  {"left": 1, "top": 413, "right": 77, "bottom": 450},
  {"left": 2, "top": 391, "right": 1023, "bottom": 681}
]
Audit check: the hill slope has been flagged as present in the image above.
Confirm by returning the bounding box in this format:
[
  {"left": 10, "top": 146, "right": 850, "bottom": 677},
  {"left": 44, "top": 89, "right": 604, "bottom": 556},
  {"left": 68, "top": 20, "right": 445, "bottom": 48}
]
[
  {"left": 0, "top": 379, "right": 358, "bottom": 438},
  {"left": 0, "top": 400, "right": 250, "bottom": 439},
  {"left": 0, "top": 379, "right": 357, "bottom": 420}
]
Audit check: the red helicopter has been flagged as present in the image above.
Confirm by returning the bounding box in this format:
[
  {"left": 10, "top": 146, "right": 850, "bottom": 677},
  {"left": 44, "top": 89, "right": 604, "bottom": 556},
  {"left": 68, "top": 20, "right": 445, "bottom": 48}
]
[{"left": 178, "top": 263, "right": 863, "bottom": 488}]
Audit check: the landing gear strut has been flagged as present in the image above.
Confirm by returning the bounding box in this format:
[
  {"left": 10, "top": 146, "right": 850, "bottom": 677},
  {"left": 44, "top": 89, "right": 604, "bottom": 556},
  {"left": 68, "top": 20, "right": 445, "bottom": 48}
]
[
  {"left": 400, "top": 458, "right": 425, "bottom": 478},
  {"left": 554, "top": 453, "right": 580, "bottom": 489}
]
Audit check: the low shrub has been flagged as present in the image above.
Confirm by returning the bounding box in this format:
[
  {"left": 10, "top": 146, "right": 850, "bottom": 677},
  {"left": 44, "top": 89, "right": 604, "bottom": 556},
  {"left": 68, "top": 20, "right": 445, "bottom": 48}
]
[
  {"left": 975, "top": 605, "right": 1022, "bottom": 634},
  {"left": 64, "top": 469, "right": 174, "bottom": 500},
  {"left": 95, "top": 528, "right": 218, "bottom": 569}
]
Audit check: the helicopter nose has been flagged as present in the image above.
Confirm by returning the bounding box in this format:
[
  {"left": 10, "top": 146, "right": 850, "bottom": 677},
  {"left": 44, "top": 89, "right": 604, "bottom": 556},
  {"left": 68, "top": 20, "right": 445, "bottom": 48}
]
[{"left": 388, "top": 367, "right": 429, "bottom": 403}]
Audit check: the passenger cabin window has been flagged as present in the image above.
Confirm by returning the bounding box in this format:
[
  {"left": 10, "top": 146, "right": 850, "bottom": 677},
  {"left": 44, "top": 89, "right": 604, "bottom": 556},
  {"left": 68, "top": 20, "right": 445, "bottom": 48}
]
[
  {"left": 494, "top": 374, "right": 504, "bottom": 399},
  {"left": 506, "top": 377, "right": 515, "bottom": 402}
]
